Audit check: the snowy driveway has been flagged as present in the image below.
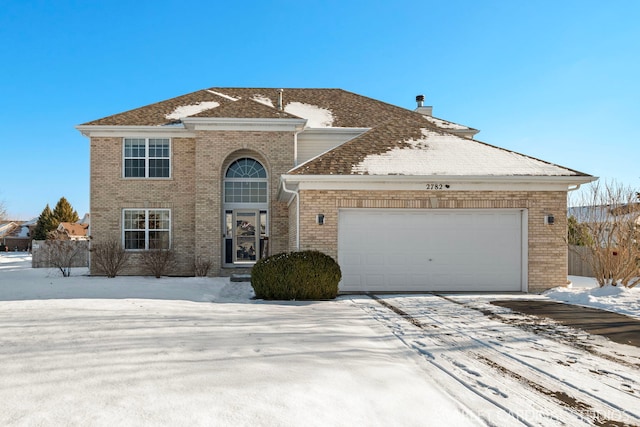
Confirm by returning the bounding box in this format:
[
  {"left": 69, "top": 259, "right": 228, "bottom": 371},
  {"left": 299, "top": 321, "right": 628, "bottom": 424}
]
[
  {"left": 356, "top": 294, "right": 640, "bottom": 426},
  {"left": 1, "top": 253, "right": 640, "bottom": 426}
]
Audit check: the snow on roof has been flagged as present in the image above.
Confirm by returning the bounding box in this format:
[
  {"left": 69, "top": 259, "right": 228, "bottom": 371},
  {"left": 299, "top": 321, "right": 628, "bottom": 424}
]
[
  {"left": 206, "top": 89, "right": 239, "bottom": 101},
  {"left": 0, "top": 223, "right": 16, "bottom": 235},
  {"left": 165, "top": 101, "right": 220, "bottom": 120},
  {"left": 17, "top": 226, "right": 29, "bottom": 238},
  {"left": 22, "top": 217, "right": 38, "bottom": 226},
  {"left": 568, "top": 204, "right": 640, "bottom": 223},
  {"left": 352, "top": 129, "right": 577, "bottom": 176},
  {"left": 284, "top": 102, "right": 334, "bottom": 127},
  {"left": 251, "top": 94, "right": 274, "bottom": 108},
  {"left": 423, "top": 115, "right": 470, "bottom": 130}
]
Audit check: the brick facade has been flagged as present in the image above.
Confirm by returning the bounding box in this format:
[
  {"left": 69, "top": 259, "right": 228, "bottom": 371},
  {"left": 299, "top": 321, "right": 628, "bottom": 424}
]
[
  {"left": 91, "top": 132, "right": 568, "bottom": 292},
  {"left": 90, "top": 136, "right": 197, "bottom": 275},
  {"left": 89, "top": 131, "right": 295, "bottom": 276},
  {"left": 295, "top": 189, "right": 568, "bottom": 293}
]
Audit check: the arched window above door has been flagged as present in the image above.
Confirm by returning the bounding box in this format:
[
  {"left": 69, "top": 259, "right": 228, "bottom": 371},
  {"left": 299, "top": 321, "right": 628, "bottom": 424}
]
[
  {"left": 224, "top": 158, "right": 268, "bottom": 204},
  {"left": 225, "top": 158, "right": 267, "bottom": 179}
]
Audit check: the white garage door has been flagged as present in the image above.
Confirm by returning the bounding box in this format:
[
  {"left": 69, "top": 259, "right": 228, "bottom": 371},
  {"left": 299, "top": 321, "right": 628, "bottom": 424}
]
[{"left": 338, "top": 209, "right": 525, "bottom": 292}]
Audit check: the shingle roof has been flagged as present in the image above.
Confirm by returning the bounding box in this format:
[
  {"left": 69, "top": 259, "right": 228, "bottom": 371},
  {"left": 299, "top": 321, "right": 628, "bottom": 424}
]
[
  {"left": 58, "top": 222, "right": 89, "bottom": 237},
  {"left": 290, "top": 115, "right": 590, "bottom": 177},
  {"left": 81, "top": 87, "right": 591, "bottom": 178},
  {"left": 83, "top": 90, "right": 226, "bottom": 126},
  {"left": 81, "top": 87, "right": 431, "bottom": 128},
  {"left": 190, "top": 97, "right": 299, "bottom": 120}
]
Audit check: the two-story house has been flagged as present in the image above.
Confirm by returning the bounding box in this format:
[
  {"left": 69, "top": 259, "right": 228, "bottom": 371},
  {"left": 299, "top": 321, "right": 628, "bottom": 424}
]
[{"left": 77, "top": 87, "right": 595, "bottom": 293}]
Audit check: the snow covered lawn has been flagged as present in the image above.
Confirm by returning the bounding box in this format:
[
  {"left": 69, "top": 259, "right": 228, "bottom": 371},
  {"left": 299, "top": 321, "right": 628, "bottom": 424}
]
[{"left": 1, "top": 253, "right": 639, "bottom": 426}]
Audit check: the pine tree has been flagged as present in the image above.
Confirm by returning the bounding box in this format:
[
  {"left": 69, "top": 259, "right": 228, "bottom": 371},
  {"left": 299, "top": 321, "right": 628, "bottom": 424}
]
[
  {"left": 33, "top": 204, "right": 55, "bottom": 240},
  {"left": 33, "top": 198, "right": 80, "bottom": 240},
  {"left": 567, "top": 215, "right": 593, "bottom": 246},
  {"left": 52, "top": 197, "right": 80, "bottom": 224}
]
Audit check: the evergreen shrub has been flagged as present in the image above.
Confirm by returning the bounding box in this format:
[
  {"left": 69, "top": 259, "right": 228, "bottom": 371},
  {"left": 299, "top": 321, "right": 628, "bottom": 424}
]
[{"left": 251, "top": 250, "right": 341, "bottom": 300}]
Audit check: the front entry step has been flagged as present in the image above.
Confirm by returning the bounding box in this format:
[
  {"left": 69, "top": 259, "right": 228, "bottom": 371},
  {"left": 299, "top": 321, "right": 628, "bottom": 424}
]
[{"left": 230, "top": 273, "right": 252, "bottom": 283}]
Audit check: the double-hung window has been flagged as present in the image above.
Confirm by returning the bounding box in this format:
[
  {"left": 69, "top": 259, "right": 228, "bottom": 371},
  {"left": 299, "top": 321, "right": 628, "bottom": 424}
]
[
  {"left": 123, "top": 209, "right": 171, "bottom": 250},
  {"left": 124, "top": 138, "right": 171, "bottom": 178}
]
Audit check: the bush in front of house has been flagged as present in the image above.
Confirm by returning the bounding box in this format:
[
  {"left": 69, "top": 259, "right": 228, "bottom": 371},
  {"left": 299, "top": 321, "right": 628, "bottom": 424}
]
[
  {"left": 140, "top": 247, "right": 176, "bottom": 278},
  {"left": 91, "top": 238, "right": 129, "bottom": 278},
  {"left": 251, "top": 250, "right": 341, "bottom": 300}
]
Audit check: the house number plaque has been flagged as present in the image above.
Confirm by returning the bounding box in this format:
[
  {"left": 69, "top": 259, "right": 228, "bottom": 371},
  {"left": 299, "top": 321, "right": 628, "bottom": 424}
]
[{"left": 425, "top": 183, "right": 450, "bottom": 190}]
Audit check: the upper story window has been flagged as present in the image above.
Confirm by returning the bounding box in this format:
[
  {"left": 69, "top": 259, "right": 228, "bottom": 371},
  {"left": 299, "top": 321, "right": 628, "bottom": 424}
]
[
  {"left": 224, "top": 158, "right": 267, "bottom": 203},
  {"left": 123, "top": 138, "right": 170, "bottom": 178}
]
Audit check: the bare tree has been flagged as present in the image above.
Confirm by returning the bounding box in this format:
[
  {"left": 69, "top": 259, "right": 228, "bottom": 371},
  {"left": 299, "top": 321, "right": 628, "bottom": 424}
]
[
  {"left": 91, "top": 238, "right": 129, "bottom": 278},
  {"left": 44, "top": 240, "right": 84, "bottom": 277},
  {"left": 569, "top": 181, "right": 640, "bottom": 288}
]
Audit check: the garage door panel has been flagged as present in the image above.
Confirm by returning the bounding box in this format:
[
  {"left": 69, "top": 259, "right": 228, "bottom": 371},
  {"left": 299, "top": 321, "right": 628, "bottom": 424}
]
[
  {"left": 388, "top": 274, "right": 408, "bottom": 287},
  {"left": 388, "top": 253, "right": 407, "bottom": 266},
  {"left": 365, "top": 274, "right": 386, "bottom": 287},
  {"left": 339, "top": 209, "right": 523, "bottom": 292},
  {"left": 342, "top": 253, "right": 363, "bottom": 267},
  {"left": 365, "top": 253, "right": 386, "bottom": 266}
]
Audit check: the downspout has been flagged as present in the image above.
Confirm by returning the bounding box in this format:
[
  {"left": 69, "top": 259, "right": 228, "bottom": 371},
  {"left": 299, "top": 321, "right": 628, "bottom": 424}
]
[
  {"left": 280, "top": 178, "right": 300, "bottom": 251},
  {"left": 294, "top": 130, "right": 299, "bottom": 166}
]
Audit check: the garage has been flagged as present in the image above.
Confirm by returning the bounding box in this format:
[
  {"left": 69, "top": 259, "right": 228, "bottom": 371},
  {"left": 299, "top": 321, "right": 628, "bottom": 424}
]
[{"left": 338, "top": 209, "right": 526, "bottom": 292}]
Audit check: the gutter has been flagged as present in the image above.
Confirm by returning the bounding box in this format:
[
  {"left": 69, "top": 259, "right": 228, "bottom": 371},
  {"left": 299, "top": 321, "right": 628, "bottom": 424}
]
[
  {"left": 294, "top": 130, "right": 300, "bottom": 166},
  {"left": 280, "top": 174, "right": 598, "bottom": 185}
]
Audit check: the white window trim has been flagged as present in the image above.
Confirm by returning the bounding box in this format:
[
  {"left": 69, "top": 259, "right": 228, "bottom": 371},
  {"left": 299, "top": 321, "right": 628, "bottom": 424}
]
[
  {"left": 223, "top": 158, "right": 269, "bottom": 204},
  {"left": 122, "top": 137, "right": 172, "bottom": 179},
  {"left": 122, "top": 208, "right": 172, "bottom": 251}
]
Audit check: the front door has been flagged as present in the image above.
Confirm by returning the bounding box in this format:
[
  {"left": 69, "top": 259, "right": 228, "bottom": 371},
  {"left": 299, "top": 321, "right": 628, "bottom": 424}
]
[
  {"left": 222, "top": 157, "right": 269, "bottom": 267},
  {"left": 233, "top": 210, "right": 259, "bottom": 263}
]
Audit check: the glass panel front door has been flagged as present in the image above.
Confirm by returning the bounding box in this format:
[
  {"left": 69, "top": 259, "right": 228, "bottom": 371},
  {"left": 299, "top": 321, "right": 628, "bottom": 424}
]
[{"left": 234, "top": 211, "right": 259, "bottom": 263}]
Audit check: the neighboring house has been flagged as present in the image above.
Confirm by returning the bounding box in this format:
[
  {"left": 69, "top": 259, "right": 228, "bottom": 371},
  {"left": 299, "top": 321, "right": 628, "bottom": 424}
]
[
  {"left": 1, "top": 220, "right": 33, "bottom": 251},
  {"left": 569, "top": 204, "right": 640, "bottom": 225},
  {"left": 77, "top": 88, "right": 595, "bottom": 292},
  {"left": 53, "top": 222, "right": 90, "bottom": 240},
  {"left": 0, "top": 222, "right": 18, "bottom": 239},
  {"left": 31, "top": 216, "right": 91, "bottom": 268},
  {"left": 1, "top": 222, "right": 19, "bottom": 249},
  {"left": 568, "top": 203, "right": 640, "bottom": 248}
]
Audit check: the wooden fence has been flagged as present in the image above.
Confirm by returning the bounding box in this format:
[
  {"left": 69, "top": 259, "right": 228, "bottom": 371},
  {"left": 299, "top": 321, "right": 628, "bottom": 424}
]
[
  {"left": 32, "top": 240, "right": 90, "bottom": 268},
  {"left": 568, "top": 245, "right": 594, "bottom": 277}
]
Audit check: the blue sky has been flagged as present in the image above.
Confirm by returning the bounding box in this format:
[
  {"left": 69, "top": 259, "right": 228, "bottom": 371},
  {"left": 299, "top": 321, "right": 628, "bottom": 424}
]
[{"left": 1, "top": 0, "right": 638, "bottom": 219}]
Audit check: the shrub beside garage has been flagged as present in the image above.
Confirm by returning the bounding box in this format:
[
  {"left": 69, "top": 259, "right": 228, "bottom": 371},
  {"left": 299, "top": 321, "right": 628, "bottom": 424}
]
[{"left": 251, "top": 250, "right": 341, "bottom": 300}]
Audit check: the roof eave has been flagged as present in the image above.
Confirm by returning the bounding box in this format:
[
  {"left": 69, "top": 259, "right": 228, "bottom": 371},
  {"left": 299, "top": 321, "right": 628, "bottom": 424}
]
[
  {"left": 282, "top": 173, "right": 597, "bottom": 184},
  {"left": 76, "top": 125, "right": 193, "bottom": 138},
  {"left": 181, "top": 117, "right": 307, "bottom": 132},
  {"left": 280, "top": 174, "right": 597, "bottom": 195}
]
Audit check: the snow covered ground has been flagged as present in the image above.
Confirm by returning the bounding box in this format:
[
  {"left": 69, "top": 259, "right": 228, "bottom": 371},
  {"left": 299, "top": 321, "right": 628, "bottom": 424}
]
[{"left": 0, "top": 252, "right": 639, "bottom": 426}]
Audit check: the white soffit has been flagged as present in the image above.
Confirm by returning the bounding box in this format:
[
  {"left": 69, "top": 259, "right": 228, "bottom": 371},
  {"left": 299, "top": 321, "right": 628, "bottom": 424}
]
[
  {"left": 76, "top": 125, "right": 195, "bottom": 138},
  {"left": 181, "top": 117, "right": 307, "bottom": 132},
  {"left": 281, "top": 174, "right": 597, "bottom": 192}
]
